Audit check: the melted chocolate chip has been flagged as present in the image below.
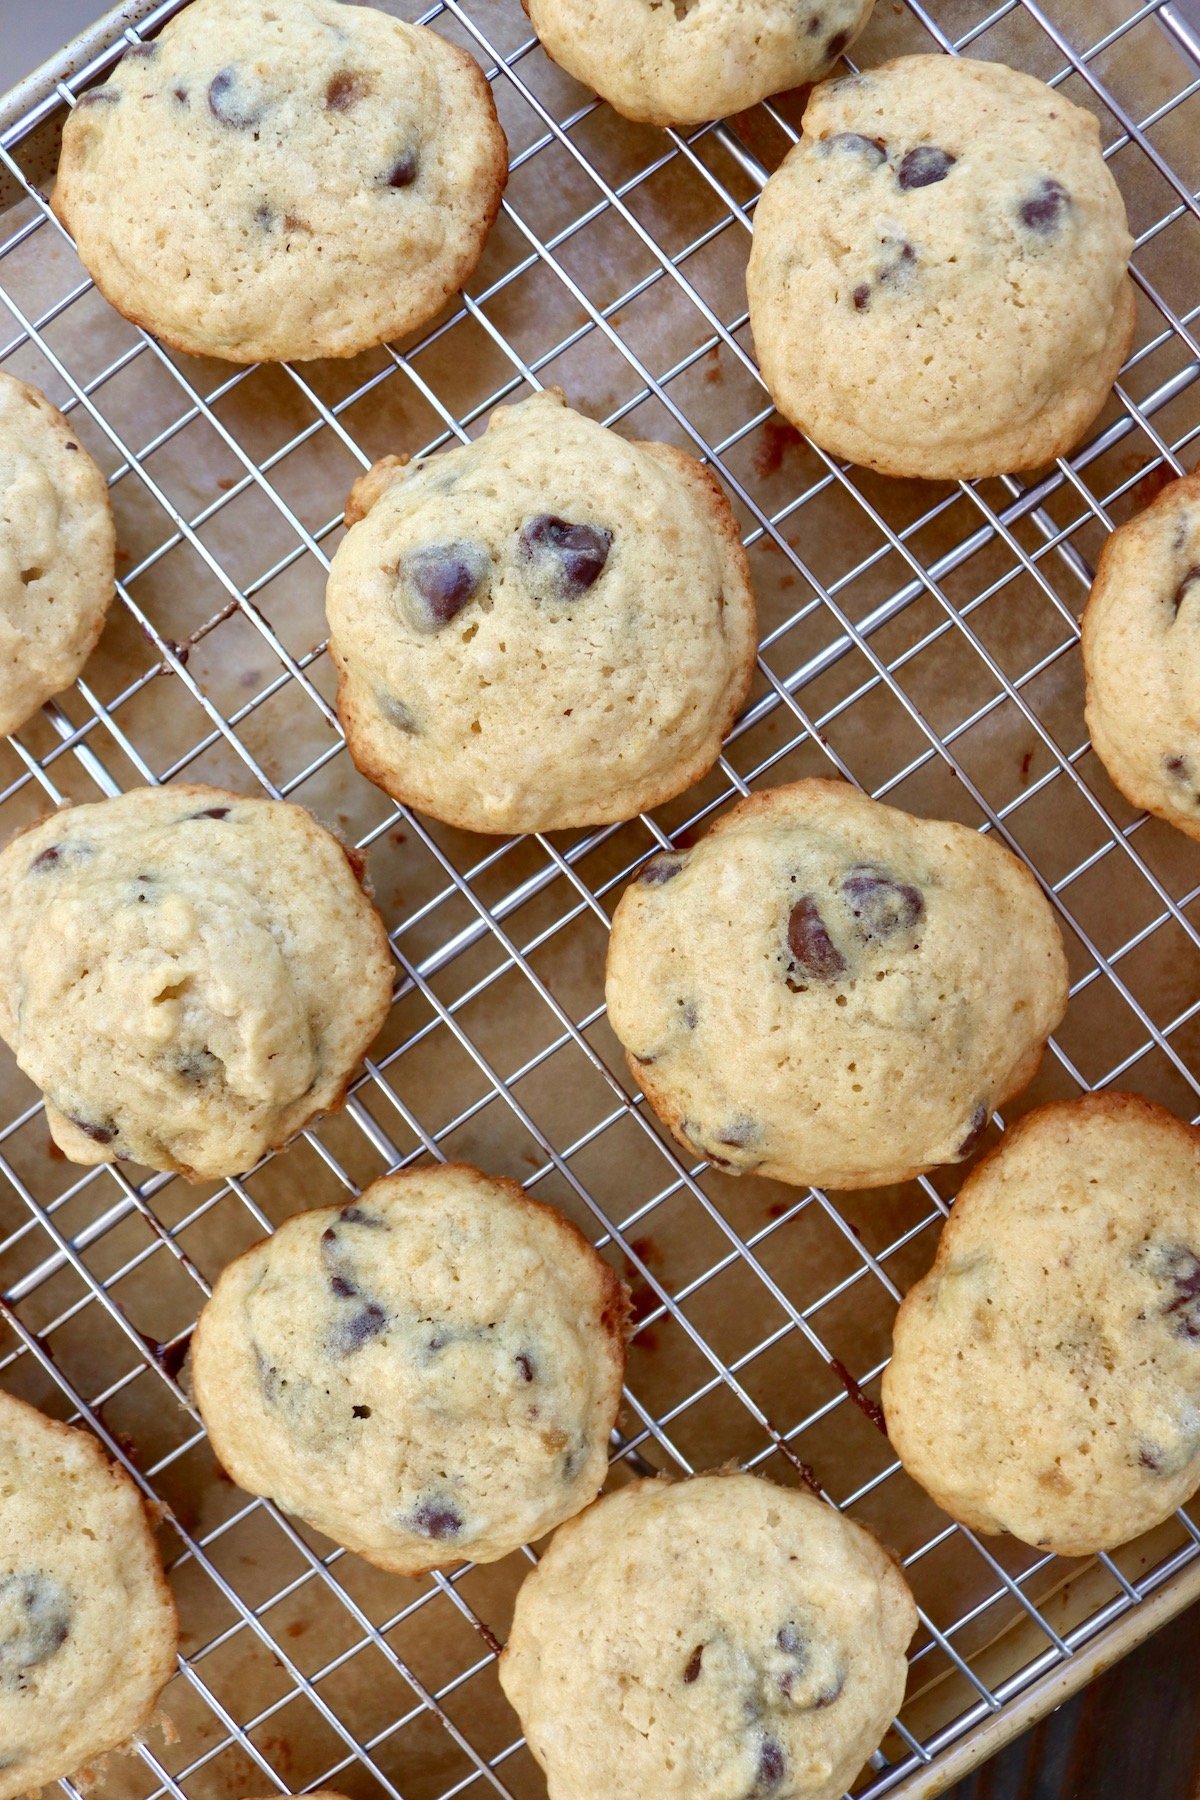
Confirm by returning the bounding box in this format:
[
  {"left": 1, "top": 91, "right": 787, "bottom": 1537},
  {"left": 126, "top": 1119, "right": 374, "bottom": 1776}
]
[
  {"left": 1020, "top": 177, "right": 1070, "bottom": 233},
  {"left": 30, "top": 846, "right": 60, "bottom": 871},
  {"left": 716, "top": 1118, "right": 758, "bottom": 1149},
  {"left": 339, "top": 1204, "right": 386, "bottom": 1228},
  {"left": 208, "top": 66, "right": 263, "bottom": 130},
  {"left": 898, "top": 145, "right": 956, "bottom": 189},
  {"left": 786, "top": 896, "right": 846, "bottom": 984},
  {"left": 0, "top": 1573, "right": 71, "bottom": 1687},
  {"left": 124, "top": 41, "right": 158, "bottom": 59},
  {"left": 377, "top": 692, "right": 419, "bottom": 735},
  {"left": 329, "top": 1274, "right": 356, "bottom": 1299},
  {"left": 684, "top": 1642, "right": 705, "bottom": 1682},
  {"left": 777, "top": 1622, "right": 805, "bottom": 1657},
  {"left": 1157, "top": 1244, "right": 1200, "bottom": 1338},
  {"left": 325, "top": 70, "right": 372, "bottom": 111},
  {"left": 191, "top": 805, "right": 230, "bottom": 821},
  {"left": 177, "top": 1049, "right": 220, "bottom": 1085},
  {"left": 1140, "top": 1446, "right": 1163, "bottom": 1472},
  {"left": 387, "top": 148, "right": 419, "bottom": 188},
  {"left": 405, "top": 542, "right": 489, "bottom": 631},
  {"left": 852, "top": 283, "right": 871, "bottom": 311},
  {"left": 817, "top": 131, "right": 887, "bottom": 167},
  {"left": 516, "top": 1351, "right": 536, "bottom": 1383},
  {"left": 824, "top": 29, "right": 850, "bottom": 59},
  {"left": 173, "top": 86, "right": 188, "bottom": 103},
  {"left": 409, "top": 1498, "right": 463, "bottom": 1539},
  {"left": 330, "top": 1302, "right": 389, "bottom": 1356},
  {"left": 840, "top": 864, "right": 924, "bottom": 941},
  {"left": 519, "top": 515, "right": 612, "bottom": 597},
  {"left": 1172, "top": 566, "right": 1200, "bottom": 615},
  {"left": 71, "top": 1116, "right": 116, "bottom": 1144},
  {"left": 77, "top": 88, "right": 120, "bottom": 107},
  {"left": 957, "top": 1103, "right": 989, "bottom": 1158},
  {"left": 640, "top": 856, "right": 684, "bottom": 885},
  {"left": 754, "top": 1738, "right": 787, "bottom": 1793}
]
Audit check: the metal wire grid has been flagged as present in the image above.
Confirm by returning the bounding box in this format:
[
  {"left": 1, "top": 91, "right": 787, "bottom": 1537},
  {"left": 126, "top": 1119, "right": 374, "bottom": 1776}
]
[{"left": 0, "top": 0, "right": 1198, "bottom": 1794}]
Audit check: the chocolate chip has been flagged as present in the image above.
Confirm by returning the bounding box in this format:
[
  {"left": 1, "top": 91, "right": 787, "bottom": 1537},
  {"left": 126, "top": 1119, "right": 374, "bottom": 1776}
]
[
  {"left": 253, "top": 201, "right": 274, "bottom": 229},
  {"left": 339, "top": 1204, "right": 386, "bottom": 1228},
  {"left": 329, "top": 1274, "right": 356, "bottom": 1299},
  {"left": 325, "top": 70, "right": 371, "bottom": 111},
  {"left": 1020, "top": 177, "right": 1070, "bottom": 233},
  {"left": 777, "top": 1622, "right": 805, "bottom": 1656},
  {"left": 1160, "top": 1245, "right": 1200, "bottom": 1338},
  {"left": 77, "top": 88, "right": 120, "bottom": 107},
  {"left": 1166, "top": 754, "right": 1190, "bottom": 777},
  {"left": 1139, "top": 1446, "right": 1162, "bottom": 1472},
  {"left": 377, "top": 692, "right": 419, "bottom": 735},
  {"left": 957, "top": 1103, "right": 989, "bottom": 1158},
  {"left": 754, "top": 1738, "right": 787, "bottom": 1793},
  {"left": 840, "top": 864, "right": 923, "bottom": 941},
  {"left": 817, "top": 131, "right": 887, "bottom": 167},
  {"left": 786, "top": 896, "right": 846, "bottom": 984},
  {"left": 409, "top": 1498, "right": 463, "bottom": 1539},
  {"left": 519, "top": 515, "right": 612, "bottom": 598},
  {"left": 824, "top": 29, "right": 850, "bottom": 59},
  {"left": 898, "top": 145, "right": 955, "bottom": 189},
  {"left": 173, "top": 86, "right": 188, "bottom": 103},
  {"left": 639, "top": 856, "right": 684, "bottom": 885},
  {"left": 0, "top": 1573, "right": 71, "bottom": 1688},
  {"left": 386, "top": 147, "right": 419, "bottom": 188},
  {"left": 177, "top": 1049, "right": 220, "bottom": 1084},
  {"left": 352, "top": 1403, "right": 372, "bottom": 1418},
  {"left": 405, "top": 542, "right": 489, "bottom": 631},
  {"left": 330, "top": 1302, "right": 389, "bottom": 1356},
  {"left": 852, "top": 283, "right": 872, "bottom": 311},
  {"left": 208, "top": 66, "right": 263, "bottom": 130},
  {"left": 30, "top": 846, "right": 60, "bottom": 872},
  {"left": 71, "top": 1116, "right": 116, "bottom": 1144},
  {"left": 684, "top": 1643, "right": 704, "bottom": 1682},
  {"left": 1172, "top": 566, "right": 1200, "bottom": 615},
  {"left": 516, "top": 1351, "right": 536, "bottom": 1383},
  {"left": 806, "top": 12, "right": 823, "bottom": 32},
  {"left": 717, "top": 1118, "right": 758, "bottom": 1148},
  {"left": 191, "top": 805, "right": 230, "bottom": 820},
  {"left": 124, "top": 41, "right": 158, "bottom": 59}
]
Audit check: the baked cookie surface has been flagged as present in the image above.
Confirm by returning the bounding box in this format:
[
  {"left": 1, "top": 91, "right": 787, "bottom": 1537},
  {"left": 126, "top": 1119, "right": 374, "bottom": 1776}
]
[
  {"left": 1082, "top": 471, "right": 1200, "bottom": 841},
  {"left": 192, "top": 1163, "right": 628, "bottom": 1574},
  {"left": 525, "top": 0, "right": 875, "bottom": 128},
  {"left": 0, "top": 1390, "right": 177, "bottom": 1800},
  {"left": 746, "top": 55, "right": 1135, "bottom": 479},
  {"left": 0, "top": 784, "right": 393, "bottom": 1179},
  {"left": 52, "top": 0, "right": 507, "bottom": 362},
  {"left": 605, "top": 779, "right": 1068, "bottom": 1190},
  {"left": 325, "top": 389, "right": 756, "bottom": 834},
  {"left": 884, "top": 1094, "right": 1200, "bottom": 1556},
  {"left": 0, "top": 372, "right": 115, "bottom": 736},
  {"left": 498, "top": 1471, "right": 916, "bottom": 1800}
]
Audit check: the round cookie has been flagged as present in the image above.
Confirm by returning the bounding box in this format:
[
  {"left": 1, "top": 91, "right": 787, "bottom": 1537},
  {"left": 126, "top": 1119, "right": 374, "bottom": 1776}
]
[
  {"left": 0, "top": 372, "right": 115, "bottom": 736},
  {"left": 524, "top": 0, "right": 875, "bottom": 129},
  {"left": 0, "top": 784, "right": 393, "bottom": 1180},
  {"left": 325, "top": 388, "right": 757, "bottom": 834},
  {"left": 746, "top": 55, "right": 1135, "bottom": 480},
  {"left": 1082, "top": 471, "right": 1200, "bottom": 841},
  {"left": 605, "top": 779, "right": 1068, "bottom": 1190},
  {"left": 883, "top": 1094, "right": 1200, "bottom": 1556},
  {"left": 52, "top": 0, "right": 507, "bottom": 363},
  {"left": 0, "top": 1390, "right": 178, "bottom": 1800},
  {"left": 498, "top": 1471, "right": 916, "bottom": 1800},
  {"left": 191, "top": 1163, "right": 629, "bottom": 1574}
]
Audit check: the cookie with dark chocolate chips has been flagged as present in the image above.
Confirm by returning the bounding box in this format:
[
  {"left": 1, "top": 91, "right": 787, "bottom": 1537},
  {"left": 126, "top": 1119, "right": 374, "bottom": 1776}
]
[
  {"left": 1083, "top": 470, "right": 1200, "bottom": 843},
  {"left": 885, "top": 1094, "right": 1200, "bottom": 1555},
  {"left": 0, "top": 1391, "right": 177, "bottom": 1800},
  {"left": 747, "top": 53, "right": 1134, "bottom": 478},
  {"left": 499, "top": 1471, "right": 915, "bottom": 1800},
  {"left": 606, "top": 778, "right": 1067, "bottom": 1189},
  {"left": 525, "top": 0, "right": 874, "bottom": 128},
  {"left": 192, "top": 1162, "right": 629, "bottom": 1576},
  {"left": 52, "top": 0, "right": 508, "bottom": 361},
  {"left": 326, "top": 388, "right": 757, "bottom": 834}
]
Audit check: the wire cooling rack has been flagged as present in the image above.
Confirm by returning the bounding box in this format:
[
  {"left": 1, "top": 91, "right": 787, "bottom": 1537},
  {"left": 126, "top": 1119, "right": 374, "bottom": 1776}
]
[{"left": 2, "top": 1, "right": 1200, "bottom": 1796}]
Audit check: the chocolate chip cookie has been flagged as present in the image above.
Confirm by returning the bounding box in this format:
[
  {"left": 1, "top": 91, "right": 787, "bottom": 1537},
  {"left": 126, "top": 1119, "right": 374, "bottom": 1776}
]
[
  {"left": 0, "top": 372, "right": 114, "bottom": 737},
  {"left": 325, "top": 388, "right": 757, "bottom": 834},
  {"left": 1082, "top": 471, "right": 1200, "bottom": 841},
  {"left": 53, "top": 0, "right": 507, "bottom": 363},
  {"left": 525, "top": 0, "right": 875, "bottom": 129},
  {"left": 605, "top": 779, "right": 1068, "bottom": 1190},
  {"left": 191, "top": 1163, "right": 629, "bottom": 1575},
  {"left": 499, "top": 1471, "right": 916, "bottom": 1800},
  {"left": 0, "top": 785, "right": 393, "bottom": 1180},
  {"left": 0, "top": 1390, "right": 177, "bottom": 1799},
  {"left": 884, "top": 1094, "right": 1200, "bottom": 1556},
  {"left": 746, "top": 55, "right": 1135, "bottom": 479}
]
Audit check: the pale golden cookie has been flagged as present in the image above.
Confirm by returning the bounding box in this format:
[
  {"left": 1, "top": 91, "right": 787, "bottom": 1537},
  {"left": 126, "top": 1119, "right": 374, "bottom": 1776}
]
[
  {"left": 884, "top": 1094, "right": 1200, "bottom": 1556},
  {"left": 192, "top": 1163, "right": 628, "bottom": 1575},
  {"left": 53, "top": 0, "right": 507, "bottom": 362},
  {"left": 499, "top": 1472, "right": 916, "bottom": 1800}
]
